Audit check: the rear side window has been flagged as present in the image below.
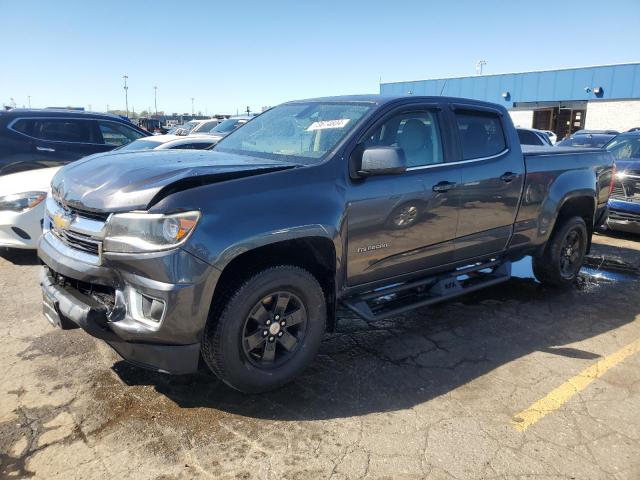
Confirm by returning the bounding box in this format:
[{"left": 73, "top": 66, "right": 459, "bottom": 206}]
[
  {"left": 31, "top": 119, "right": 96, "bottom": 143},
  {"left": 98, "top": 121, "right": 145, "bottom": 146},
  {"left": 11, "top": 119, "right": 33, "bottom": 135},
  {"left": 455, "top": 111, "right": 506, "bottom": 160}
]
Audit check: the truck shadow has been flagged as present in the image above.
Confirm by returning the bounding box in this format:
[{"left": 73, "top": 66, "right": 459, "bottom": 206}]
[
  {"left": 0, "top": 248, "right": 40, "bottom": 266},
  {"left": 112, "top": 250, "right": 640, "bottom": 422}
]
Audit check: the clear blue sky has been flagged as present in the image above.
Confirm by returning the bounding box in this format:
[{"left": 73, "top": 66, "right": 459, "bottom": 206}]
[{"left": 1, "top": 0, "right": 639, "bottom": 115}]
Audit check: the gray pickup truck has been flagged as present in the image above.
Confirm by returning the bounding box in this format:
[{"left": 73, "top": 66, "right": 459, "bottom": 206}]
[{"left": 38, "top": 95, "right": 614, "bottom": 393}]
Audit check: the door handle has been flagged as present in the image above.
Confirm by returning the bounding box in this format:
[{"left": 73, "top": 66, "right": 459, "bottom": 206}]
[
  {"left": 36, "top": 146, "right": 56, "bottom": 152},
  {"left": 432, "top": 181, "right": 456, "bottom": 193},
  {"left": 500, "top": 172, "right": 517, "bottom": 183}
]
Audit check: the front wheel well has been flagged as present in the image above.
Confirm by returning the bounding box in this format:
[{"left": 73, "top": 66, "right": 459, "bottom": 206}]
[{"left": 209, "top": 237, "right": 337, "bottom": 332}]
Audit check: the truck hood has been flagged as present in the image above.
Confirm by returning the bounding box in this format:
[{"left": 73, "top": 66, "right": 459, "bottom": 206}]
[
  {"left": 51, "top": 150, "right": 296, "bottom": 212},
  {"left": 615, "top": 160, "right": 640, "bottom": 173}
]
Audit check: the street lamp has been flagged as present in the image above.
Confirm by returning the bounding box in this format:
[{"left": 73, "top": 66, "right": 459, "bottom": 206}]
[
  {"left": 154, "top": 86, "right": 158, "bottom": 116},
  {"left": 123, "top": 75, "right": 129, "bottom": 117},
  {"left": 475, "top": 60, "right": 487, "bottom": 75},
  {"left": 27, "top": 96, "right": 31, "bottom": 108},
  {"left": 191, "top": 97, "right": 194, "bottom": 116}
]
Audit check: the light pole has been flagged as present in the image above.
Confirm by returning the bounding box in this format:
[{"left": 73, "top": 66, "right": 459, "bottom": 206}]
[
  {"left": 28, "top": 96, "right": 31, "bottom": 108},
  {"left": 475, "top": 60, "right": 487, "bottom": 76},
  {"left": 191, "top": 97, "right": 194, "bottom": 116},
  {"left": 123, "top": 75, "right": 129, "bottom": 117},
  {"left": 154, "top": 86, "right": 158, "bottom": 116}
]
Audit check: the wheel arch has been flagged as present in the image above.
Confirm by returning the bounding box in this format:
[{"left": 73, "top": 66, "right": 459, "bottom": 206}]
[
  {"left": 209, "top": 235, "right": 339, "bottom": 332},
  {"left": 547, "top": 193, "right": 597, "bottom": 254}
]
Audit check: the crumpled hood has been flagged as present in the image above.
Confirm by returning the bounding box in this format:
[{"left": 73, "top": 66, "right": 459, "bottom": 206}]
[{"left": 51, "top": 150, "right": 295, "bottom": 212}]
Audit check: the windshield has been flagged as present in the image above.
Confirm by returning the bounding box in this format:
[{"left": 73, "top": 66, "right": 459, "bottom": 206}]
[
  {"left": 215, "top": 102, "right": 373, "bottom": 164},
  {"left": 211, "top": 118, "right": 248, "bottom": 134},
  {"left": 115, "top": 139, "right": 162, "bottom": 151},
  {"left": 168, "top": 121, "right": 197, "bottom": 134},
  {"left": 192, "top": 120, "right": 218, "bottom": 133},
  {"left": 606, "top": 135, "right": 640, "bottom": 160}
]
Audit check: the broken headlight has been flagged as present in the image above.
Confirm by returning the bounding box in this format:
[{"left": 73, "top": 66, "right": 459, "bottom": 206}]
[{"left": 103, "top": 211, "right": 200, "bottom": 253}]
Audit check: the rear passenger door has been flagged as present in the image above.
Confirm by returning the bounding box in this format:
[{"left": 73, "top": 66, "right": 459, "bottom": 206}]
[
  {"left": 27, "top": 118, "right": 107, "bottom": 167},
  {"left": 448, "top": 105, "right": 525, "bottom": 261}
]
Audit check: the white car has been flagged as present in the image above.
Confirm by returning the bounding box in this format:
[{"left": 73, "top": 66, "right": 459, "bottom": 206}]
[
  {"left": 542, "top": 130, "right": 558, "bottom": 144},
  {"left": 0, "top": 166, "right": 60, "bottom": 249},
  {"left": 116, "top": 134, "right": 220, "bottom": 151}
]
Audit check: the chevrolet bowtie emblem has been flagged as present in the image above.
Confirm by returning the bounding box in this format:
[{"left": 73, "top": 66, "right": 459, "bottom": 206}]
[{"left": 52, "top": 211, "right": 73, "bottom": 230}]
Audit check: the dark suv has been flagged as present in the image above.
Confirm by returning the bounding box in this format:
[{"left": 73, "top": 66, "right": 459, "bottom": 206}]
[{"left": 0, "top": 109, "right": 149, "bottom": 176}]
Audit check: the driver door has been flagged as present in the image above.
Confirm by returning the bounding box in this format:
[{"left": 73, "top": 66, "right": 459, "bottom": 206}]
[{"left": 346, "top": 105, "right": 461, "bottom": 286}]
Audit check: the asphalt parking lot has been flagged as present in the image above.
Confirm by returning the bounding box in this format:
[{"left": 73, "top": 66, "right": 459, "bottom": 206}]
[{"left": 1, "top": 232, "right": 640, "bottom": 480}]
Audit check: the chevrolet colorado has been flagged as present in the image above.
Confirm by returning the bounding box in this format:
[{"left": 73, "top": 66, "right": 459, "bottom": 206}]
[{"left": 38, "top": 95, "right": 614, "bottom": 393}]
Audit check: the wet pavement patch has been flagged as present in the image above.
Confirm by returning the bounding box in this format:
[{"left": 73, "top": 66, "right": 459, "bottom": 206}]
[
  {"left": 17, "top": 329, "right": 96, "bottom": 361},
  {"left": 511, "top": 255, "right": 639, "bottom": 283}
]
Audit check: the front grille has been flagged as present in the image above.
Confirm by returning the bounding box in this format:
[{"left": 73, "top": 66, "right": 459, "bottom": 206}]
[
  {"left": 66, "top": 206, "right": 110, "bottom": 222},
  {"left": 611, "top": 177, "right": 640, "bottom": 202},
  {"left": 47, "top": 197, "right": 107, "bottom": 259},
  {"left": 611, "top": 185, "right": 627, "bottom": 198},
  {"left": 52, "top": 228, "right": 101, "bottom": 255}
]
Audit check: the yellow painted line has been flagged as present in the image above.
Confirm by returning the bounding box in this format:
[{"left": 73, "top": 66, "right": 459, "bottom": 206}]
[{"left": 511, "top": 338, "right": 640, "bottom": 432}]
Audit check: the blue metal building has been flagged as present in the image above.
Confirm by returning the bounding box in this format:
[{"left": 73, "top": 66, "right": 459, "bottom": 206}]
[{"left": 380, "top": 63, "right": 640, "bottom": 137}]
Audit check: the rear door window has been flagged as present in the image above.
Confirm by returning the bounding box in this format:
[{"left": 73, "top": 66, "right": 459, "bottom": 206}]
[
  {"left": 98, "top": 121, "right": 145, "bottom": 146},
  {"left": 32, "top": 119, "right": 97, "bottom": 143},
  {"left": 10, "top": 119, "right": 34, "bottom": 135},
  {"left": 455, "top": 111, "right": 507, "bottom": 160}
]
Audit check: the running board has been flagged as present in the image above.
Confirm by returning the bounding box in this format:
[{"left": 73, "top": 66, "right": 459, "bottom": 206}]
[{"left": 342, "top": 260, "right": 511, "bottom": 321}]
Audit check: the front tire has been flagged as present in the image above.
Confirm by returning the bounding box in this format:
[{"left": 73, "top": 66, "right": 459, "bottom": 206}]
[
  {"left": 532, "top": 216, "right": 588, "bottom": 287},
  {"left": 202, "top": 266, "right": 326, "bottom": 393}
]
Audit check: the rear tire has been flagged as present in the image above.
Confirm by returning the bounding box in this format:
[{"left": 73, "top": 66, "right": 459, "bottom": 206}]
[
  {"left": 532, "top": 216, "right": 588, "bottom": 287},
  {"left": 201, "top": 266, "right": 326, "bottom": 393}
]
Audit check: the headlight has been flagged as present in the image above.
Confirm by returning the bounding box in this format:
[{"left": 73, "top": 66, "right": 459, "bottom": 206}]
[
  {"left": 103, "top": 211, "right": 200, "bottom": 253},
  {"left": 616, "top": 171, "right": 627, "bottom": 180},
  {"left": 0, "top": 191, "right": 47, "bottom": 212}
]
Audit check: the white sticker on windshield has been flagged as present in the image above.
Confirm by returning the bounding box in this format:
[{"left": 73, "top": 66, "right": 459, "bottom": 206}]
[{"left": 306, "top": 119, "right": 350, "bottom": 131}]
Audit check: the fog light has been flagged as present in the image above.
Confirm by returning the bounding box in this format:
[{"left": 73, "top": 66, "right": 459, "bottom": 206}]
[
  {"left": 141, "top": 295, "right": 165, "bottom": 322},
  {"left": 129, "top": 289, "right": 166, "bottom": 325}
]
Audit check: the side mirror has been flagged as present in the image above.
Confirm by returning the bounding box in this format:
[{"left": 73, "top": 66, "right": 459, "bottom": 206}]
[{"left": 358, "top": 146, "right": 407, "bottom": 176}]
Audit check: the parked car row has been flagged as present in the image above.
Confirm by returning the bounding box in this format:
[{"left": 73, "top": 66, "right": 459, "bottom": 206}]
[
  {"left": 168, "top": 115, "right": 252, "bottom": 138},
  {"left": 0, "top": 107, "right": 232, "bottom": 249}
]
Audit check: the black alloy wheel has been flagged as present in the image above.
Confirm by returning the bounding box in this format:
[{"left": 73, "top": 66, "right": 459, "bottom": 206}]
[
  {"left": 242, "top": 291, "right": 308, "bottom": 367},
  {"left": 559, "top": 228, "right": 584, "bottom": 279}
]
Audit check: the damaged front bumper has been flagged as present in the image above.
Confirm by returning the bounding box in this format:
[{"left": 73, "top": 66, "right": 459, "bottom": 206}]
[{"left": 38, "top": 230, "right": 220, "bottom": 374}]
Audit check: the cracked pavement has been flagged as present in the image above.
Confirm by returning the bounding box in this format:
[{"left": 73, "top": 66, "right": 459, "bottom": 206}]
[{"left": 1, "top": 231, "right": 640, "bottom": 479}]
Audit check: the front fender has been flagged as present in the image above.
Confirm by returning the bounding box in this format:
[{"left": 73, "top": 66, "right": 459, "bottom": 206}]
[{"left": 149, "top": 163, "right": 346, "bottom": 273}]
